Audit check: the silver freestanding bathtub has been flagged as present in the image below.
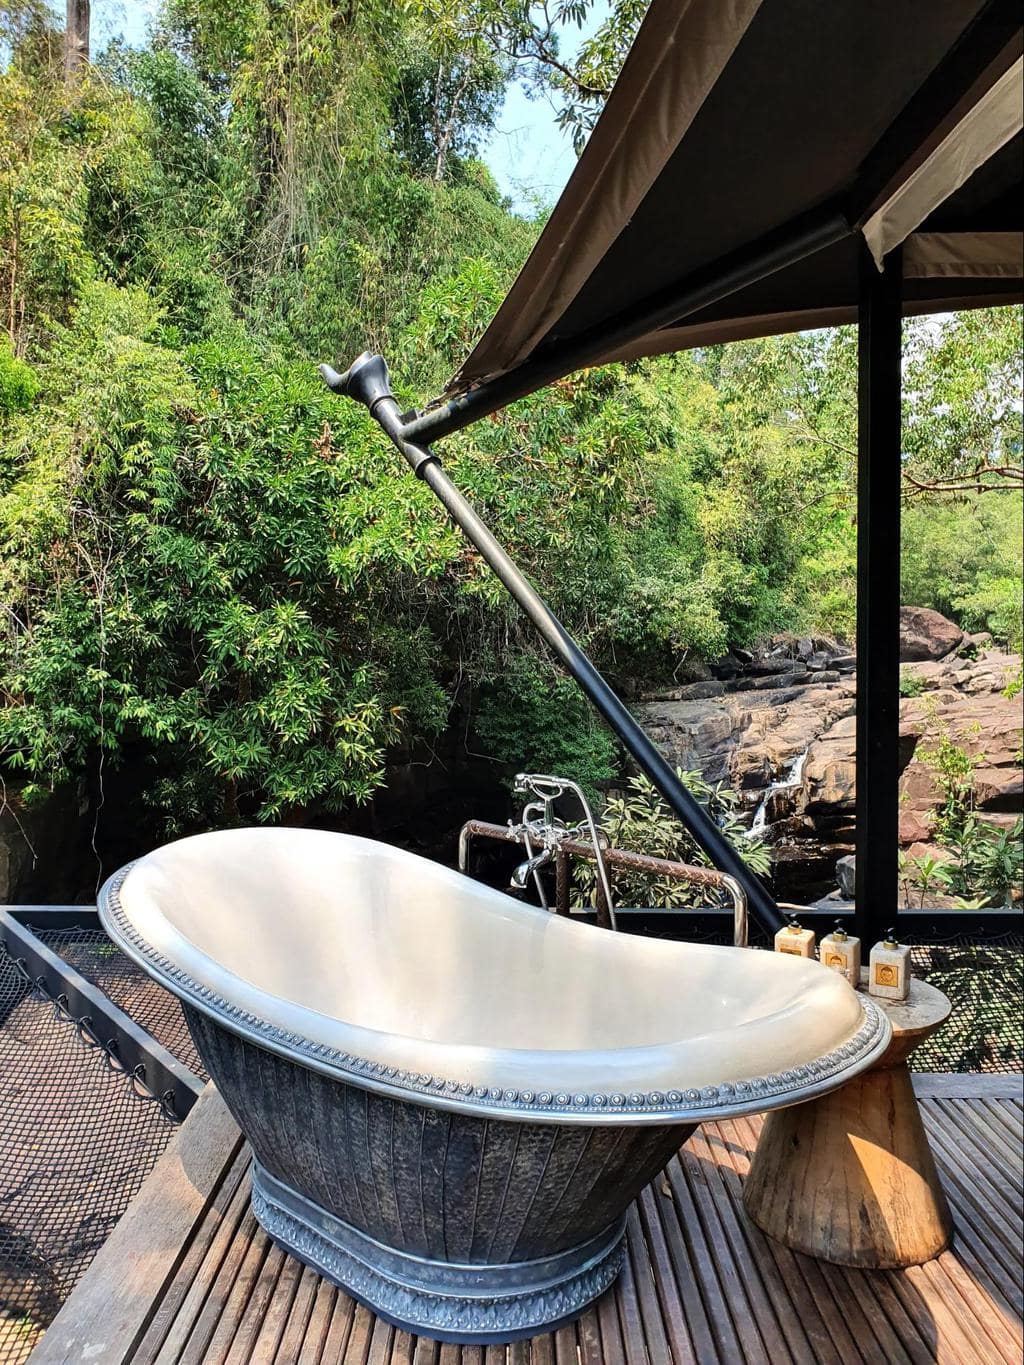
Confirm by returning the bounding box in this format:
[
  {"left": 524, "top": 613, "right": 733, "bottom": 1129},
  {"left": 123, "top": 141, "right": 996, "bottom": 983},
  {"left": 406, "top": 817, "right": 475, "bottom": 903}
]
[{"left": 99, "top": 828, "right": 889, "bottom": 1342}]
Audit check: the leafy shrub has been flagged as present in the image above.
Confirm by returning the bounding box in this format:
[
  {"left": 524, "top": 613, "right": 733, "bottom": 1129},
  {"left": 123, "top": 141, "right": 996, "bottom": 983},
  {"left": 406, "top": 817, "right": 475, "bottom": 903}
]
[
  {"left": 0, "top": 338, "right": 38, "bottom": 415},
  {"left": 572, "top": 770, "right": 771, "bottom": 909},
  {"left": 899, "top": 667, "right": 926, "bottom": 698},
  {"left": 935, "top": 817, "right": 1024, "bottom": 908},
  {"left": 473, "top": 659, "right": 617, "bottom": 803},
  {"left": 902, "top": 495, "right": 1023, "bottom": 647}
]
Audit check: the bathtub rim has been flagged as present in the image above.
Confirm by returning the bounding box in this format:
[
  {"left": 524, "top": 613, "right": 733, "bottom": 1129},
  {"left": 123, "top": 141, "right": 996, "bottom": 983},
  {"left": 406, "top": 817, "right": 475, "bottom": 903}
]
[{"left": 98, "top": 858, "right": 892, "bottom": 1125}]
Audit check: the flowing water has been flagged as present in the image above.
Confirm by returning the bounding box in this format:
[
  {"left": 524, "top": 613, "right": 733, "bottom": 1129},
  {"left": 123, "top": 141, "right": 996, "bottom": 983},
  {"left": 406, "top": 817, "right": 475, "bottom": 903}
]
[{"left": 746, "top": 747, "right": 809, "bottom": 838}]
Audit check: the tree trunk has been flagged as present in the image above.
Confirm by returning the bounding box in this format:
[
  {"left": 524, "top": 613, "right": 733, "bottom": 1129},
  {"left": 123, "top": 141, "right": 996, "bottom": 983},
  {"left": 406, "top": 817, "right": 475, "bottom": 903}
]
[{"left": 65, "top": 0, "right": 90, "bottom": 76}]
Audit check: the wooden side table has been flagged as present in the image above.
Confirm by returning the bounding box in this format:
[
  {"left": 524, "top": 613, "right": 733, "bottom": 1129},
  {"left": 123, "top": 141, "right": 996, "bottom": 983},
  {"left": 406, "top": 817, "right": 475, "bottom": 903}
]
[{"left": 742, "top": 974, "right": 954, "bottom": 1269}]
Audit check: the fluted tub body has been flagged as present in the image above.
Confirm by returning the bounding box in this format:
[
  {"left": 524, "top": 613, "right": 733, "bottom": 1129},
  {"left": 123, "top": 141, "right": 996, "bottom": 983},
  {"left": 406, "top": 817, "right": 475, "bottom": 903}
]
[{"left": 99, "top": 828, "right": 889, "bottom": 1342}]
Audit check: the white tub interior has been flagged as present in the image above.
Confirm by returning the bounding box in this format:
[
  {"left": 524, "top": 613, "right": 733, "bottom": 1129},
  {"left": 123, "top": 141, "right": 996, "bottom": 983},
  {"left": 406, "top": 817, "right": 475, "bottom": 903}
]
[{"left": 112, "top": 827, "right": 875, "bottom": 1096}]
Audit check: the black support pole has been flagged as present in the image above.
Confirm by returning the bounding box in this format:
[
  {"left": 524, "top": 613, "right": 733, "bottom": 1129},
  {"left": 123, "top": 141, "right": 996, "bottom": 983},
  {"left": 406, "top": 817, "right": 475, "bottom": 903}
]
[
  {"left": 855, "top": 245, "right": 903, "bottom": 947},
  {"left": 323, "top": 353, "right": 783, "bottom": 935}
]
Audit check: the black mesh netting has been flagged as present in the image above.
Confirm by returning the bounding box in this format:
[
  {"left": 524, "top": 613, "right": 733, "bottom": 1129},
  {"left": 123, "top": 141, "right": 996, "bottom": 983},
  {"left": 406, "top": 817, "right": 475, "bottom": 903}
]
[
  {"left": 908, "top": 933, "right": 1023, "bottom": 1074},
  {"left": 0, "top": 941, "right": 187, "bottom": 1365},
  {"left": 29, "top": 925, "right": 207, "bottom": 1082}
]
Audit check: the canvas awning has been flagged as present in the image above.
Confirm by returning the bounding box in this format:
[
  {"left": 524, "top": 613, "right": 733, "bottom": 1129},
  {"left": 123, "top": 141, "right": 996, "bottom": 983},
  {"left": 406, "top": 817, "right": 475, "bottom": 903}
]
[{"left": 429, "top": 0, "right": 1022, "bottom": 419}]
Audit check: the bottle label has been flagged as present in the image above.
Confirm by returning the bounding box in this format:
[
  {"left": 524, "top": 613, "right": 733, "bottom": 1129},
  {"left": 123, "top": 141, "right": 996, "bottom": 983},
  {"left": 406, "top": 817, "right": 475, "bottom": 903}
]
[
  {"left": 825, "top": 951, "right": 846, "bottom": 968},
  {"left": 778, "top": 942, "right": 802, "bottom": 955},
  {"left": 874, "top": 963, "right": 899, "bottom": 987}
]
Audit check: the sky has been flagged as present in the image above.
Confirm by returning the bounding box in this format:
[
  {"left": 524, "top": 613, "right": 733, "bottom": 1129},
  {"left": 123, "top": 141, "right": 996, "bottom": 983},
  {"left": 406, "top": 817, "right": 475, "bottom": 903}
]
[{"left": 88, "top": 1, "right": 607, "bottom": 216}]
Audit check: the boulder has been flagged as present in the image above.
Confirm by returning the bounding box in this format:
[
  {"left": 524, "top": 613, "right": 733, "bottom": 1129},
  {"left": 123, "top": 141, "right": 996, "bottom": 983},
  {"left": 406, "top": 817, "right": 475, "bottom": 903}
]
[
  {"left": 972, "top": 766, "right": 1024, "bottom": 812},
  {"left": 633, "top": 646, "right": 1021, "bottom": 902},
  {"left": 904, "top": 841, "right": 954, "bottom": 867},
  {"left": 898, "top": 809, "right": 934, "bottom": 844},
  {"left": 899, "top": 606, "right": 965, "bottom": 661},
  {"left": 835, "top": 854, "right": 856, "bottom": 899}
]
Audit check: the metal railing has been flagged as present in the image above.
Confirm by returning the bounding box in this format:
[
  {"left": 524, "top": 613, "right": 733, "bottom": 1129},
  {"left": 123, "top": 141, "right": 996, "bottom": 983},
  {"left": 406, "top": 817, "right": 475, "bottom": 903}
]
[{"left": 458, "top": 819, "right": 749, "bottom": 946}]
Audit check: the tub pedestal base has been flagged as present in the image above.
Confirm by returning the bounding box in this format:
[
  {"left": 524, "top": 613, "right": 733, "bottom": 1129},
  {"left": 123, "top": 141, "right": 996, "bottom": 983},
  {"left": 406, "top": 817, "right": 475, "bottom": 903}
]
[{"left": 251, "top": 1163, "right": 626, "bottom": 1344}]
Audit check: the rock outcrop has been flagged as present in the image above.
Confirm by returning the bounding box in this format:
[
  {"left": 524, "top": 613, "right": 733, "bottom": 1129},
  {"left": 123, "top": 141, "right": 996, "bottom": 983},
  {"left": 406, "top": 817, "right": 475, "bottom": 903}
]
[
  {"left": 635, "top": 622, "right": 1022, "bottom": 900},
  {"left": 899, "top": 606, "right": 965, "bottom": 661}
]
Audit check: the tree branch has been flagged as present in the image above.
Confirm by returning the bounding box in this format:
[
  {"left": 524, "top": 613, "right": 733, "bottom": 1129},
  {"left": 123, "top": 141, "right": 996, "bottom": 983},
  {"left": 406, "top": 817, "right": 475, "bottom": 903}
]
[{"left": 902, "top": 466, "right": 1024, "bottom": 496}]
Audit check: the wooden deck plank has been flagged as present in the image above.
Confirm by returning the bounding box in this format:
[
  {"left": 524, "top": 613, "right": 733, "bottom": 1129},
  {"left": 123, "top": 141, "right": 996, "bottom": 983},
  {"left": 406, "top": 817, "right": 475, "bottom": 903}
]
[
  {"left": 925, "top": 1251, "right": 1022, "bottom": 1365},
  {"left": 934, "top": 1098, "right": 1023, "bottom": 1188},
  {"left": 708, "top": 1118, "right": 820, "bottom": 1365},
  {"left": 175, "top": 1210, "right": 263, "bottom": 1364},
  {"left": 661, "top": 1154, "right": 741, "bottom": 1363},
  {"left": 225, "top": 1242, "right": 287, "bottom": 1364},
  {"left": 911, "top": 1074, "right": 1023, "bottom": 1100},
  {"left": 645, "top": 1169, "right": 718, "bottom": 1363},
  {"left": 317, "top": 1288, "right": 357, "bottom": 1363},
  {"left": 135, "top": 1144, "right": 253, "bottom": 1364},
  {"left": 623, "top": 1202, "right": 672, "bottom": 1365},
  {"left": 981, "top": 1096, "right": 1023, "bottom": 1144},
  {"left": 296, "top": 1279, "right": 339, "bottom": 1365},
  {"left": 729, "top": 1117, "right": 858, "bottom": 1365},
  {"left": 921, "top": 1117, "right": 1023, "bottom": 1278},
  {"left": 151, "top": 1171, "right": 256, "bottom": 1364},
  {"left": 686, "top": 1124, "right": 792, "bottom": 1363},
  {"left": 30, "top": 1083, "right": 1024, "bottom": 1365},
  {"left": 675, "top": 1141, "right": 771, "bottom": 1365},
  {"left": 273, "top": 1262, "right": 323, "bottom": 1363},
  {"left": 200, "top": 1216, "right": 272, "bottom": 1364},
  {"left": 860, "top": 1271, "right": 940, "bottom": 1365},
  {"left": 634, "top": 1184, "right": 697, "bottom": 1365},
  {"left": 718, "top": 1117, "right": 843, "bottom": 1365}
]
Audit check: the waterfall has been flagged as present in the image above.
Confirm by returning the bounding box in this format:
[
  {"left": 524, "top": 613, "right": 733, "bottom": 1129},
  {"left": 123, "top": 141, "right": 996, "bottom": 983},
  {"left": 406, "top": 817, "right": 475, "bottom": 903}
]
[{"left": 746, "top": 747, "right": 809, "bottom": 839}]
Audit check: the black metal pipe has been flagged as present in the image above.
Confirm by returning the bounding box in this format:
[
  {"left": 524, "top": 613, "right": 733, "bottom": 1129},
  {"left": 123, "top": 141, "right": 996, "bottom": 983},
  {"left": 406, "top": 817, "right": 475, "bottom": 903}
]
[
  {"left": 396, "top": 207, "right": 851, "bottom": 445},
  {"left": 855, "top": 245, "right": 903, "bottom": 947},
  {"left": 321, "top": 353, "right": 783, "bottom": 934}
]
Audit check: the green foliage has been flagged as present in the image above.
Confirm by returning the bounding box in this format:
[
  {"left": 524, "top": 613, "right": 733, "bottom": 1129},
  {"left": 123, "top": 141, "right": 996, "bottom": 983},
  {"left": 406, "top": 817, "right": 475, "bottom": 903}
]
[
  {"left": 0, "top": 336, "right": 38, "bottom": 415},
  {"left": 902, "top": 308, "right": 1024, "bottom": 494},
  {"left": 912, "top": 722, "right": 1022, "bottom": 907},
  {"left": 934, "top": 817, "right": 1024, "bottom": 908},
  {"left": 899, "top": 668, "right": 925, "bottom": 699},
  {"left": 0, "top": 0, "right": 1020, "bottom": 848},
  {"left": 902, "top": 495, "right": 1023, "bottom": 647},
  {"left": 919, "top": 729, "right": 980, "bottom": 847},
  {"left": 572, "top": 770, "right": 771, "bottom": 909},
  {"left": 473, "top": 659, "right": 617, "bottom": 802},
  {"left": 0, "top": 283, "right": 458, "bottom": 821}
]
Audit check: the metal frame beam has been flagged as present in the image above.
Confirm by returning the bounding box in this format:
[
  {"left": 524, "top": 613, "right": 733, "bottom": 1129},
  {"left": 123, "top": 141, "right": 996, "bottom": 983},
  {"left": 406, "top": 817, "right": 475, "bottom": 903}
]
[
  {"left": 4, "top": 903, "right": 103, "bottom": 929},
  {"left": 374, "top": 209, "right": 851, "bottom": 445},
  {"left": 855, "top": 246, "right": 904, "bottom": 947},
  {"left": 572, "top": 906, "right": 1023, "bottom": 941},
  {"left": 0, "top": 909, "right": 204, "bottom": 1118}
]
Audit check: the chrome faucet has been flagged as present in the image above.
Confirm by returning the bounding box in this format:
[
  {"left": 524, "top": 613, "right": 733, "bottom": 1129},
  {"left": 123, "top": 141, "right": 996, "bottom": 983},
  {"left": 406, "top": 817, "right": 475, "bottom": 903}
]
[
  {"left": 506, "top": 773, "right": 617, "bottom": 928},
  {"left": 510, "top": 846, "right": 554, "bottom": 891}
]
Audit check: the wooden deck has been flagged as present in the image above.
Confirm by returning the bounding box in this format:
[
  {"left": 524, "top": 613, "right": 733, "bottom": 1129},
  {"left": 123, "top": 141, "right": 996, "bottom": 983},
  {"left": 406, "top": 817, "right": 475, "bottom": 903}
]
[{"left": 32, "top": 1076, "right": 1023, "bottom": 1365}]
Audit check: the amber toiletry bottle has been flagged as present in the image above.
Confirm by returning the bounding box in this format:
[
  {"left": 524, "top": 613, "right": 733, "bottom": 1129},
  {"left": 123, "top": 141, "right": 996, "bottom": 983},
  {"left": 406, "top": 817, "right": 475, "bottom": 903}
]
[
  {"left": 774, "top": 915, "right": 816, "bottom": 958},
  {"left": 819, "top": 918, "right": 862, "bottom": 987},
  {"left": 869, "top": 929, "right": 911, "bottom": 1000}
]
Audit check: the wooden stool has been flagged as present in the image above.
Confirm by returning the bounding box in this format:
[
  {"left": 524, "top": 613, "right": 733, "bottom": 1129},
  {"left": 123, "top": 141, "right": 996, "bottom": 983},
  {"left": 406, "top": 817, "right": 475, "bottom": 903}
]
[{"left": 742, "top": 974, "right": 954, "bottom": 1268}]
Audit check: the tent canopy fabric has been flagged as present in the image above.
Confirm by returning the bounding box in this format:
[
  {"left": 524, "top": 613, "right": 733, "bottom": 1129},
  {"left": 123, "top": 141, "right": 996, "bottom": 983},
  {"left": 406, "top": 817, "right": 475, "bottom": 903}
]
[{"left": 439, "top": 0, "right": 1023, "bottom": 405}]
